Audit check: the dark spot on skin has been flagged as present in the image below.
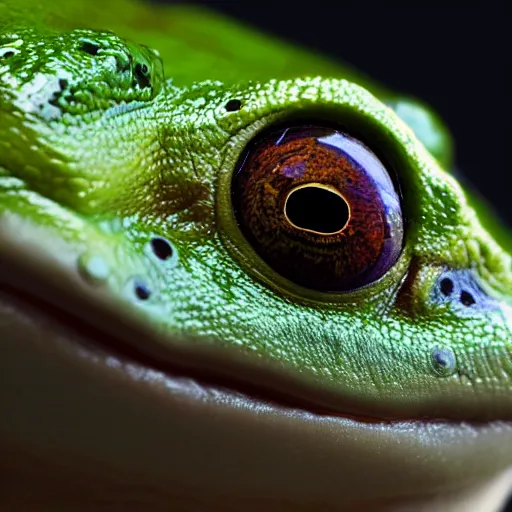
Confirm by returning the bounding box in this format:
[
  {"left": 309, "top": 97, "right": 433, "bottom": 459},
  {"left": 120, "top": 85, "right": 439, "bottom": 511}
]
[
  {"left": 432, "top": 269, "right": 495, "bottom": 315},
  {"left": 225, "top": 99, "right": 242, "bottom": 112},
  {"left": 48, "top": 78, "right": 69, "bottom": 107},
  {"left": 134, "top": 63, "right": 151, "bottom": 88},
  {"left": 430, "top": 346, "right": 457, "bottom": 377},
  {"left": 80, "top": 40, "right": 100, "bottom": 56},
  {"left": 134, "top": 280, "right": 152, "bottom": 300},
  {"left": 150, "top": 237, "right": 174, "bottom": 261},
  {"left": 440, "top": 277, "right": 454, "bottom": 296},
  {"left": 460, "top": 290, "right": 476, "bottom": 307}
]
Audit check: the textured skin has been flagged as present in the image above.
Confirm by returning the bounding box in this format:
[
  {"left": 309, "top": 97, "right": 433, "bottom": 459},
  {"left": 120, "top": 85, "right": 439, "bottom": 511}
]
[
  {"left": 1, "top": 3, "right": 511, "bottom": 419},
  {"left": 1, "top": 1, "right": 512, "bottom": 509}
]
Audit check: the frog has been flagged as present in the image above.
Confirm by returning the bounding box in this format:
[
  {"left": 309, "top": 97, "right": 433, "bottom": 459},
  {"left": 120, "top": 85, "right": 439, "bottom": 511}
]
[{"left": 1, "top": 1, "right": 512, "bottom": 511}]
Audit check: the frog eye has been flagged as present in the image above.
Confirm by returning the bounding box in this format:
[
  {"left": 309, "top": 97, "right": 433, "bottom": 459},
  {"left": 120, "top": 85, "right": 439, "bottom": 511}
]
[{"left": 231, "top": 125, "right": 404, "bottom": 291}]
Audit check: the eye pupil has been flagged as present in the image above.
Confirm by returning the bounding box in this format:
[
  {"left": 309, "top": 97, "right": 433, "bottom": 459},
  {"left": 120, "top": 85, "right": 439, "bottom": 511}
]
[{"left": 285, "top": 184, "right": 350, "bottom": 235}]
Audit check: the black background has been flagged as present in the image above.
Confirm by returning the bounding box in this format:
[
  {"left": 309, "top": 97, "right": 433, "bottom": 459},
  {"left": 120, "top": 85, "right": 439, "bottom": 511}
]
[{"left": 164, "top": 2, "right": 510, "bottom": 509}]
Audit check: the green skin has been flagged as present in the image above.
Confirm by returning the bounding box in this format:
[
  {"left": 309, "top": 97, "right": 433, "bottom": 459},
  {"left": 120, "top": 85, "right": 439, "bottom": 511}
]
[{"left": 1, "top": 1, "right": 512, "bottom": 511}]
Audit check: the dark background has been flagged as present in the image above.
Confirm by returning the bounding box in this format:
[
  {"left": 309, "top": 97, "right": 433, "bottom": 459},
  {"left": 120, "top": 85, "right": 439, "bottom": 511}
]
[
  {"left": 199, "top": 4, "right": 511, "bottom": 229},
  {"left": 168, "top": 3, "right": 510, "bottom": 509}
]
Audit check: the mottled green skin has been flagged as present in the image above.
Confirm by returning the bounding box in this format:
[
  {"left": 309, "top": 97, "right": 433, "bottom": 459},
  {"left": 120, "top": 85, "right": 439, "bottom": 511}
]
[{"left": 1, "top": 0, "right": 512, "bottom": 424}]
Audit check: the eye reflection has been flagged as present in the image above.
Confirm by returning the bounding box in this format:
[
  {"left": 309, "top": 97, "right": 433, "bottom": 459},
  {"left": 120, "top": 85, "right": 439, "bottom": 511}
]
[{"left": 231, "top": 125, "right": 404, "bottom": 292}]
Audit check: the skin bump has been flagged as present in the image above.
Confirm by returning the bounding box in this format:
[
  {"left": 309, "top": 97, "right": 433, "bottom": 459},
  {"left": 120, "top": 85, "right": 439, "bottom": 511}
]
[
  {"left": 430, "top": 346, "right": 458, "bottom": 377},
  {"left": 78, "top": 254, "right": 111, "bottom": 285}
]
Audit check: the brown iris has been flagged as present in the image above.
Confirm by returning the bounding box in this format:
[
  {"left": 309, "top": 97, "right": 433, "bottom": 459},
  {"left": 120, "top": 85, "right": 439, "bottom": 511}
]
[{"left": 231, "top": 125, "right": 403, "bottom": 291}]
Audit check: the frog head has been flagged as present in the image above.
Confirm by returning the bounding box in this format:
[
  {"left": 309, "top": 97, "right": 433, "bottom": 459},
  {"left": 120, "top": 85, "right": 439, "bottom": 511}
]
[{"left": 1, "top": 24, "right": 512, "bottom": 511}]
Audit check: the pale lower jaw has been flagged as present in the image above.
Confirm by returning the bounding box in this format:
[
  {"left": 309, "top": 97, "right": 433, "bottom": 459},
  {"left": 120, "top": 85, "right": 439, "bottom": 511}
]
[
  {"left": 3, "top": 458, "right": 511, "bottom": 512},
  {"left": 1, "top": 289, "right": 512, "bottom": 511}
]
